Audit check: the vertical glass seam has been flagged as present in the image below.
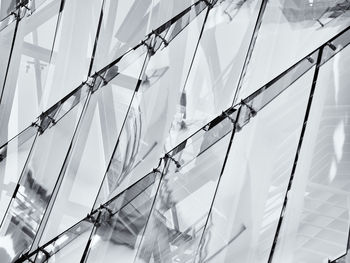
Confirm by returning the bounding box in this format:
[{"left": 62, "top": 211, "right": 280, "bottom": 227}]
[
  {"left": 29, "top": 89, "right": 94, "bottom": 257},
  {"left": 87, "top": 0, "right": 105, "bottom": 76},
  {"left": 267, "top": 47, "right": 324, "bottom": 263},
  {"left": 231, "top": 0, "right": 268, "bottom": 105},
  {"left": 193, "top": 106, "right": 242, "bottom": 263},
  {"left": 89, "top": 50, "right": 150, "bottom": 212}
]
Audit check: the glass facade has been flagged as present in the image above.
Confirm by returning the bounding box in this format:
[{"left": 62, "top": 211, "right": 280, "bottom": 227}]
[{"left": 0, "top": 0, "right": 349, "bottom": 262}]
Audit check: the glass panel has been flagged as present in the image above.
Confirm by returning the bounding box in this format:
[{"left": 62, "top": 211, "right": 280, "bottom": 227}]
[
  {"left": 36, "top": 50, "right": 147, "bottom": 246},
  {"left": 241, "top": 50, "right": 318, "bottom": 119},
  {"left": 0, "top": 92, "right": 87, "bottom": 261},
  {"left": 166, "top": 0, "right": 262, "bottom": 146},
  {"left": 2, "top": 1, "right": 349, "bottom": 262},
  {"left": 195, "top": 66, "right": 313, "bottom": 263},
  {"left": 239, "top": 0, "right": 350, "bottom": 100},
  {"left": 272, "top": 43, "right": 350, "bottom": 263},
  {"left": 0, "top": 0, "right": 61, "bottom": 146},
  {"left": 0, "top": 0, "right": 16, "bottom": 21},
  {"left": 321, "top": 26, "right": 350, "bottom": 65},
  {"left": 44, "top": 220, "right": 94, "bottom": 263},
  {"left": 134, "top": 132, "right": 231, "bottom": 263},
  {"left": 84, "top": 170, "right": 162, "bottom": 263},
  {"left": 48, "top": 83, "right": 91, "bottom": 125},
  {"left": 38, "top": 219, "right": 94, "bottom": 263},
  {"left": 26, "top": 166, "right": 164, "bottom": 262},
  {"left": 94, "top": 7, "right": 207, "bottom": 207},
  {"left": 91, "top": 0, "right": 194, "bottom": 71},
  {"left": 0, "top": 10, "right": 16, "bottom": 32},
  {"left": 0, "top": 126, "right": 37, "bottom": 223},
  {"left": 40, "top": 0, "right": 104, "bottom": 109}
]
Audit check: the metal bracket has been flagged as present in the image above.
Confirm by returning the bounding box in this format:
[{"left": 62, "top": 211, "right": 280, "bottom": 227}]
[
  {"left": 99, "top": 204, "right": 113, "bottom": 216},
  {"left": 46, "top": 115, "right": 56, "bottom": 126},
  {"left": 141, "top": 40, "right": 156, "bottom": 56},
  {"left": 152, "top": 30, "right": 169, "bottom": 47},
  {"left": 316, "top": 18, "right": 324, "bottom": 27},
  {"left": 306, "top": 56, "right": 314, "bottom": 64},
  {"left": 86, "top": 211, "right": 100, "bottom": 227},
  {"left": 222, "top": 111, "right": 236, "bottom": 124},
  {"left": 165, "top": 154, "right": 181, "bottom": 169},
  {"left": 153, "top": 167, "right": 161, "bottom": 174},
  {"left": 38, "top": 247, "right": 50, "bottom": 260},
  {"left": 31, "top": 122, "right": 44, "bottom": 134},
  {"left": 327, "top": 42, "right": 337, "bottom": 51},
  {"left": 85, "top": 76, "right": 95, "bottom": 89},
  {"left": 241, "top": 100, "right": 257, "bottom": 117},
  {"left": 95, "top": 72, "right": 108, "bottom": 86},
  {"left": 222, "top": 110, "right": 241, "bottom": 131}
]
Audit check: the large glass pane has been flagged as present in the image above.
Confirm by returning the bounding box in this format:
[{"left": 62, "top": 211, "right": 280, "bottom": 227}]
[
  {"left": 40, "top": 0, "right": 104, "bottom": 109},
  {"left": 239, "top": 0, "right": 350, "bottom": 99},
  {"left": 91, "top": 0, "right": 194, "bottom": 71},
  {"left": 166, "top": 0, "right": 262, "bottom": 146},
  {"left": 0, "top": 91, "right": 87, "bottom": 262},
  {"left": 35, "top": 49, "right": 147, "bottom": 247},
  {"left": 195, "top": 66, "right": 313, "bottom": 263},
  {"left": 271, "top": 41, "right": 350, "bottom": 263},
  {"left": 94, "top": 6, "right": 208, "bottom": 207},
  {"left": 0, "top": 0, "right": 61, "bottom": 146},
  {"left": 134, "top": 132, "right": 231, "bottom": 263},
  {"left": 0, "top": 126, "right": 37, "bottom": 224},
  {"left": 84, "top": 170, "right": 162, "bottom": 263},
  {"left": 25, "top": 167, "right": 164, "bottom": 262}
]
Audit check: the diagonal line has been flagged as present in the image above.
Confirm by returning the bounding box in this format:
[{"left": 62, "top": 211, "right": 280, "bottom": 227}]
[
  {"left": 20, "top": 22, "right": 350, "bottom": 263},
  {"left": 0, "top": 0, "right": 209, "bottom": 157}
]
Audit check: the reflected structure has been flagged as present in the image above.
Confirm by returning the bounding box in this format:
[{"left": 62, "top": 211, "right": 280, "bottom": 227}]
[{"left": 0, "top": 0, "right": 350, "bottom": 262}]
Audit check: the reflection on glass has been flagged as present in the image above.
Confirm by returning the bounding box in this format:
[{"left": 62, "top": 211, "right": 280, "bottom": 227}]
[
  {"left": 36, "top": 49, "right": 147, "bottom": 247},
  {"left": 92, "top": 0, "right": 194, "bottom": 72},
  {"left": 84, "top": 170, "right": 162, "bottom": 263},
  {"left": 240, "top": 49, "right": 318, "bottom": 122},
  {"left": 27, "top": 167, "right": 164, "bottom": 262},
  {"left": 321, "top": 26, "right": 350, "bottom": 65},
  {"left": 1, "top": 1, "right": 349, "bottom": 262},
  {"left": 34, "top": 218, "right": 94, "bottom": 263},
  {"left": 94, "top": 8, "right": 207, "bottom": 207},
  {"left": 44, "top": 220, "right": 94, "bottom": 263},
  {"left": 40, "top": 0, "right": 104, "bottom": 109},
  {"left": 0, "top": 0, "right": 61, "bottom": 147},
  {"left": 0, "top": 94, "right": 86, "bottom": 262},
  {"left": 134, "top": 133, "right": 231, "bottom": 263},
  {"left": 195, "top": 66, "right": 313, "bottom": 263},
  {"left": 166, "top": 0, "right": 262, "bottom": 146},
  {"left": 0, "top": 10, "right": 16, "bottom": 32},
  {"left": 0, "top": 0, "right": 17, "bottom": 21},
  {"left": 239, "top": 0, "right": 350, "bottom": 100},
  {"left": 272, "top": 43, "right": 350, "bottom": 263},
  {"left": 0, "top": 126, "right": 37, "bottom": 225}
]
